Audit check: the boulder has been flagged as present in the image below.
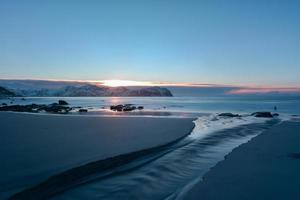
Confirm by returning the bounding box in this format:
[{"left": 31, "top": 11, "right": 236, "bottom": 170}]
[
  {"left": 110, "top": 104, "right": 124, "bottom": 112},
  {"left": 123, "top": 105, "right": 136, "bottom": 112},
  {"left": 138, "top": 106, "right": 144, "bottom": 110},
  {"left": 218, "top": 113, "right": 240, "bottom": 117},
  {"left": 110, "top": 104, "right": 138, "bottom": 112},
  {"left": 43, "top": 104, "right": 71, "bottom": 114},
  {"left": 0, "top": 104, "right": 41, "bottom": 112},
  {"left": 272, "top": 113, "right": 279, "bottom": 117},
  {"left": 251, "top": 112, "right": 273, "bottom": 118},
  {"left": 58, "top": 100, "right": 69, "bottom": 105},
  {"left": 0, "top": 103, "right": 71, "bottom": 114},
  {"left": 78, "top": 109, "right": 88, "bottom": 113}
]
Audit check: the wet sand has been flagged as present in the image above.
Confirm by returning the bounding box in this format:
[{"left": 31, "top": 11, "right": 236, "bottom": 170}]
[{"left": 0, "top": 112, "right": 195, "bottom": 199}]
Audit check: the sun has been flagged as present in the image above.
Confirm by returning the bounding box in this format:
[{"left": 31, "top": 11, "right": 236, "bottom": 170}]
[{"left": 102, "top": 80, "right": 154, "bottom": 87}]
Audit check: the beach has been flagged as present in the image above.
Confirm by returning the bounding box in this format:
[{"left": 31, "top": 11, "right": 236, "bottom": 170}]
[
  {"left": 1, "top": 97, "right": 300, "bottom": 200},
  {"left": 182, "top": 119, "right": 300, "bottom": 200},
  {"left": 0, "top": 112, "right": 195, "bottom": 199}
]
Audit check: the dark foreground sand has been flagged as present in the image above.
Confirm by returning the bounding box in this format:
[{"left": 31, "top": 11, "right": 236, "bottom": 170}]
[
  {"left": 0, "top": 112, "right": 195, "bottom": 198},
  {"left": 183, "top": 120, "right": 300, "bottom": 200}
]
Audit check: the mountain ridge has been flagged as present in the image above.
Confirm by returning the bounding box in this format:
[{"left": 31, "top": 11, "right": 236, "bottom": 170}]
[{"left": 0, "top": 81, "right": 173, "bottom": 97}]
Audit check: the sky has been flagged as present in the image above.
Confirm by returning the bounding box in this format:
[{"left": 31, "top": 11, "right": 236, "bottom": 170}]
[{"left": 0, "top": 0, "right": 300, "bottom": 87}]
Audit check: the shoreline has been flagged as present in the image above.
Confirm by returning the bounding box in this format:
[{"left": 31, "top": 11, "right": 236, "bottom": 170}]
[
  {"left": 182, "top": 120, "right": 300, "bottom": 200},
  {"left": 0, "top": 112, "right": 195, "bottom": 199}
]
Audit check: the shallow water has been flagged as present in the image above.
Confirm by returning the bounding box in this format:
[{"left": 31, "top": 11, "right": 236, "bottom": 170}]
[
  {"left": 9, "top": 115, "right": 280, "bottom": 200},
  {"left": 50, "top": 117, "right": 279, "bottom": 200}
]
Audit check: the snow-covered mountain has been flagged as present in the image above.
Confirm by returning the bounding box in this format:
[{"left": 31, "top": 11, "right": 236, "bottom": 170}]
[
  {"left": 0, "top": 80, "right": 173, "bottom": 97},
  {"left": 0, "top": 86, "right": 16, "bottom": 98}
]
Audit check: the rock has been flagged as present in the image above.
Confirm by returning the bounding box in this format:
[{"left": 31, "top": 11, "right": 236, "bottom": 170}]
[
  {"left": 251, "top": 112, "right": 273, "bottom": 118},
  {"left": 218, "top": 113, "right": 240, "bottom": 117},
  {"left": 78, "top": 109, "right": 88, "bottom": 113},
  {"left": 123, "top": 105, "right": 136, "bottom": 112},
  {"left": 21, "top": 98, "right": 26, "bottom": 101},
  {"left": 58, "top": 100, "right": 68, "bottom": 105},
  {"left": 272, "top": 113, "right": 279, "bottom": 117},
  {"left": 110, "top": 104, "right": 124, "bottom": 112},
  {"left": 110, "top": 104, "right": 137, "bottom": 112},
  {"left": 0, "top": 103, "right": 71, "bottom": 114},
  {"left": 1, "top": 103, "right": 7, "bottom": 106},
  {"left": 137, "top": 106, "right": 144, "bottom": 110},
  {"left": 0, "top": 104, "right": 40, "bottom": 112},
  {"left": 43, "top": 104, "right": 71, "bottom": 114}
]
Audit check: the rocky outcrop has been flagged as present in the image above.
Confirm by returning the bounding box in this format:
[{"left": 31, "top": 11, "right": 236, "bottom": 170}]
[
  {"left": 0, "top": 104, "right": 40, "bottom": 112},
  {"left": 58, "top": 100, "right": 68, "bottom": 105},
  {"left": 218, "top": 113, "right": 241, "bottom": 117},
  {"left": 0, "top": 101, "right": 71, "bottom": 114},
  {"left": 110, "top": 104, "right": 143, "bottom": 112},
  {"left": 251, "top": 112, "right": 279, "bottom": 118},
  {"left": 42, "top": 103, "right": 71, "bottom": 114}
]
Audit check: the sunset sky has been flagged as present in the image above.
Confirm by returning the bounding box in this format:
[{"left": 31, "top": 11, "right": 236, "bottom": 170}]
[{"left": 0, "top": 0, "right": 300, "bottom": 87}]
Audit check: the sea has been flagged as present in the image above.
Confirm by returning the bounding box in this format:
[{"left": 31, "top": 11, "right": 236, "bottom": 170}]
[
  {"left": 1, "top": 95, "right": 300, "bottom": 200},
  {"left": 3, "top": 95, "right": 300, "bottom": 115}
]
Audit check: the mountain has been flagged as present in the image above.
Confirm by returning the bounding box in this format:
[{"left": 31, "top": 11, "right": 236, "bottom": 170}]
[
  {"left": 0, "top": 80, "right": 173, "bottom": 97},
  {"left": 0, "top": 86, "right": 16, "bottom": 98}
]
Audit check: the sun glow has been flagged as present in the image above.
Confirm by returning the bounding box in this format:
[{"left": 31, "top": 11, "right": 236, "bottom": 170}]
[{"left": 102, "top": 80, "right": 154, "bottom": 87}]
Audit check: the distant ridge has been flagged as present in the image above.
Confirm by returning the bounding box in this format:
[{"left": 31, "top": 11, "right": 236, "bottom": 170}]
[
  {"left": 0, "top": 80, "right": 173, "bottom": 97},
  {"left": 0, "top": 86, "right": 16, "bottom": 98}
]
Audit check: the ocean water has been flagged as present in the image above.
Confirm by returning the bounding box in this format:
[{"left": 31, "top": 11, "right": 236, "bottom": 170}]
[
  {"left": 3, "top": 95, "right": 300, "bottom": 116},
  {"left": 2, "top": 95, "right": 300, "bottom": 199}
]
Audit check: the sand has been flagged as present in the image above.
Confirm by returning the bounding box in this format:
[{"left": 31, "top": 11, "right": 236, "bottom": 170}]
[
  {"left": 182, "top": 120, "right": 300, "bottom": 200},
  {"left": 0, "top": 112, "right": 195, "bottom": 198}
]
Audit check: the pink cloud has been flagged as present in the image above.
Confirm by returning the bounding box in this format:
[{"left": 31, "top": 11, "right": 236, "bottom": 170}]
[{"left": 227, "top": 87, "right": 300, "bottom": 94}]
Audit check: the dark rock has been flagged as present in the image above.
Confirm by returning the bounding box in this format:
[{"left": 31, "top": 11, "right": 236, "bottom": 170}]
[
  {"left": 218, "top": 113, "right": 240, "bottom": 117},
  {"left": 251, "top": 112, "right": 273, "bottom": 118},
  {"left": 110, "top": 104, "right": 124, "bottom": 112},
  {"left": 272, "top": 113, "right": 279, "bottom": 117},
  {"left": 0, "top": 104, "right": 39, "bottom": 112},
  {"left": 58, "top": 100, "right": 68, "bottom": 105},
  {"left": 43, "top": 104, "right": 71, "bottom": 114},
  {"left": 21, "top": 98, "right": 26, "bottom": 101},
  {"left": 137, "top": 106, "right": 144, "bottom": 110},
  {"left": 123, "top": 105, "right": 136, "bottom": 112},
  {"left": 0, "top": 103, "right": 71, "bottom": 114},
  {"left": 110, "top": 104, "right": 137, "bottom": 112},
  {"left": 78, "top": 109, "right": 88, "bottom": 113},
  {"left": 1, "top": 103, "right": 7, "bottom": 106}
]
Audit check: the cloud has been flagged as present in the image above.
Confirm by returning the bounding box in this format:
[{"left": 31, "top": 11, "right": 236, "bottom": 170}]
[{"left": 227, "top": 87, "right": 300, "bottom": 94}]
